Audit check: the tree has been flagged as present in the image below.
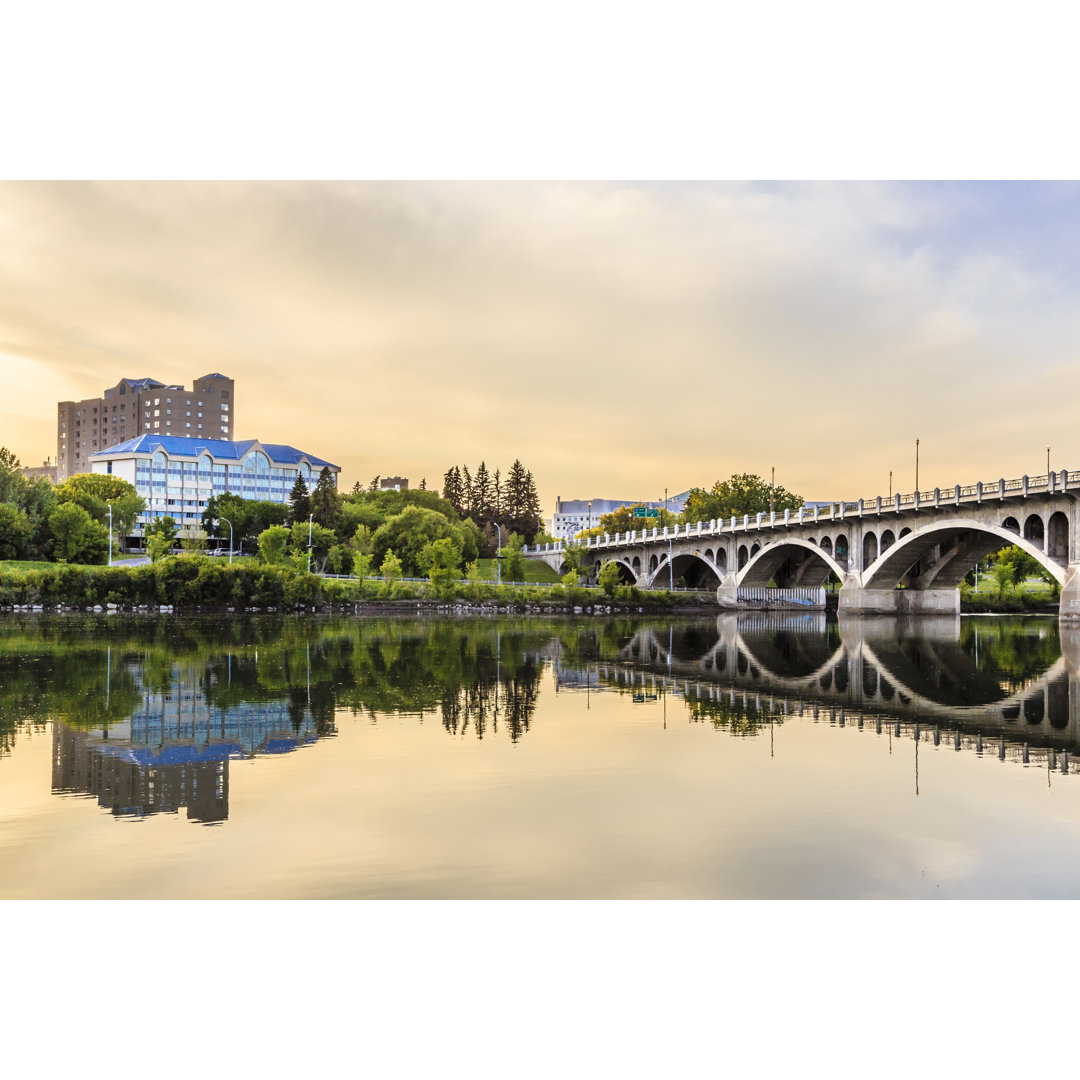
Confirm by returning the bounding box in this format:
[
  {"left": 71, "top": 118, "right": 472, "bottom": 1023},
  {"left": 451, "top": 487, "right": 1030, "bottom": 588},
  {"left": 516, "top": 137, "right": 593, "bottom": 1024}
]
[
  {"left": 461, "top": 464, "right": 473, "bottom": 518},
  {"left": 442, "top": 466, "right": 463, "bottom": 514},
  {"left": 372, "top": 505, "right": 476, "bottom": 577},
  {"left": 368, "top": 475, "right": 381, "bottom": 492},
  {"left": 990, "top": 561, "right": 1015, "bottom": 598},
  {"left": 420, "top": 537, "right": 463, "bottom": 594},
  {"left": 48, "top": 503, "right": 108, "bottom": 563},
  {"left": 311, "top": 466, "right": 342, "bottom": 532},
  {"left": 287, "top": 474, "right": 310, "bottom": 526},
  {"left": 995, "top": 544, "right": 1051, "bottom": 585},
  {"left": 179, "top": 527, "right": 209, "bottom": 555},
  {"left": 598, "top": 560, "right": 623, "bottom": 597},
  {"left": 0, "top": 447, "right": 23, "bottom": 504},
  {"left": 681, "top": 473, "right": 803, "bottom": 524},
  {"left": 53, "top": 473, "right": 145, "bottom": 552},
  {"left": 0, "top": 505, "right": 33, "bottom": 560},
  {"left": 258, "top": 524, "right": 290, "bottom": 565},
  {"left": 380, "top": 548, "right": 403, "bottom": 585},
  {"left": 145, "top": 515, "right": 179, "bottom": 557},
  {"left": 473, "top": 461, "right": 492, "bottom": 524},
  {"left": 501, "top": 532, "right": 526, "bottom": 582},
  {"left": 210, "top": 494, "right": 287, "bottom": 546},
  {"left": 288, "top": 521, "right": 335, "bottom": 571}
]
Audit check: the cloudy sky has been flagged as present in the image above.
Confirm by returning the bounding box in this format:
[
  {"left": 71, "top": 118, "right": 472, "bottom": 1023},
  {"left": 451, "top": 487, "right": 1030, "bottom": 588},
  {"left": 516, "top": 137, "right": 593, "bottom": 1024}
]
[{"left": 3, "top": 180, "right": 1080, "bottom": 510}]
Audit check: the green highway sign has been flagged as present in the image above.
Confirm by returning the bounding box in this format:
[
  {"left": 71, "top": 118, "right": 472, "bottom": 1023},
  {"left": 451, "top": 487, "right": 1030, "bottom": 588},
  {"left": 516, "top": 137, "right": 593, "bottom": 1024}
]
[{"left": 633, "top": 507, "right": 660, "bottom": 518}]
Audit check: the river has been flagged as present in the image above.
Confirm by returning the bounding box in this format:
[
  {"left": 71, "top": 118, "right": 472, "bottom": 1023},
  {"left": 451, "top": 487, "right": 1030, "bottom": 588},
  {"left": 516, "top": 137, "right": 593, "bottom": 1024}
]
[{"left": 1, "top": 611, "right": 1078, "bottom": 898}]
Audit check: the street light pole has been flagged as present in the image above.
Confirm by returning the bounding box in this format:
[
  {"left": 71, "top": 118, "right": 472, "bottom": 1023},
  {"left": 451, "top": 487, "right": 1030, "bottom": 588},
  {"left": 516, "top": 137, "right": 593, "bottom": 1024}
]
[
  {"left": 493, "top": 520, "right": 502, "bottom": 585},
  {"left": 107, "top": 503, "right": 113, "bottom": 567},
  {"left": 307, "top": 512, "right": 313, "bottom": 573},
  {"left": 915, "top": 438, "right": 920, "bottom": 494},
  {"left": 220, "top": 517, "right": 233, "bottom": 565},
  {"left": 1048, "top": 445, "right": 1051, "bottom": 476}
]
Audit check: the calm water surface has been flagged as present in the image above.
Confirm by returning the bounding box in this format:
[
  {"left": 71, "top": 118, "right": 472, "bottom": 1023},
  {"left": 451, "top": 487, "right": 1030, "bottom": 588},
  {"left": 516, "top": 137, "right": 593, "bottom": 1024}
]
[{"left": 2, "top": 611, "right": 1079, "bottom": 899}]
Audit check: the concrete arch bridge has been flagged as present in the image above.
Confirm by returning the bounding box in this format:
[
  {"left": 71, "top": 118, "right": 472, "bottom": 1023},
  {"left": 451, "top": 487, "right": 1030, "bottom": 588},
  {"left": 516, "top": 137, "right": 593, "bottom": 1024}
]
[{"left": 524, "top": 470, "right": 1080, "bottom": 615}]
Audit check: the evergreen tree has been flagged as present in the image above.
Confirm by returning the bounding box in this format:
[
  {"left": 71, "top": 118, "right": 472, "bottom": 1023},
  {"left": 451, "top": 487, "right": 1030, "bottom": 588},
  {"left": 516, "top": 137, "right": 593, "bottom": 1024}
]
[
  {"left": 461, "top": 464, "right": 473, "bottom": 518},
  {"left": 442, "top": 466, "right": 463, "bottom": 513},
  {"left": 473, "top": 461, "right": 491, "bottom": 525},
  {"left": 287, "top": 473, "right": 310, "bottom": 526},
  {"left": 419, "top": 478, "right": 427, "bottom": 491},
  {"left": 311, "top": 467, "right": 342, "bottom": 532},
  {"left": 504, "top": 459, "right": 528, "bottom": 534},
  {"left": 493, "top": 468, "right": 502, "bottom": 520},
  {"left": 523, "top": 470, "right": 543, "bottom": 540}
]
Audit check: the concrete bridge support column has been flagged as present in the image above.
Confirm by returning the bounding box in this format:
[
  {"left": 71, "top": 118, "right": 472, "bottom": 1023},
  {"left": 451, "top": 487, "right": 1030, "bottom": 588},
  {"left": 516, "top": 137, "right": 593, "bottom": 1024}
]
[
  {"left": 1060, "top": 564, "right": 1080, "bottom": 621},
  {"left": 716, "top": 577, "right": 739, "bottom": 609},
  {"left": 838, "top": 580, "right": 960, "bottom": 615}
]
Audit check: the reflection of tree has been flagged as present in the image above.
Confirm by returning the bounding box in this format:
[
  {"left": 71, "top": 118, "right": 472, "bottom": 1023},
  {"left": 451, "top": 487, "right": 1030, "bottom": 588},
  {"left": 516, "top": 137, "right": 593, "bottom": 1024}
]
[
  {"left": 0, "top": 614, "right": 570, "bottom": 752},
  {"left": 958, "top": 618, "right": 1060, "bottom": 692}
]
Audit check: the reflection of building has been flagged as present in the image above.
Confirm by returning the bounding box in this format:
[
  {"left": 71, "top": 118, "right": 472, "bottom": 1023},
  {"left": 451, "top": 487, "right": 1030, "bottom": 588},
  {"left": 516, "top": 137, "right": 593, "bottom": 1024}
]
[
  {"left": 52, "top": 664, "right": 332, "bottom": 824},
  {"left": 57, "top": 373, "right": 236, "bottom": 482},
  {"left": 52, "top": 724, "right": 230, "bottom": 823},
  {"left": 90, "top": 434, "right": 339, "bottom": 533}
]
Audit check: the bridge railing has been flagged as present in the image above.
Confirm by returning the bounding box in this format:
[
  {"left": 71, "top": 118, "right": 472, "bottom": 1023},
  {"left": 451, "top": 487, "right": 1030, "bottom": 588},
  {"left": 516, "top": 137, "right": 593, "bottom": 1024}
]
[
  {"left": 736, "top": 587, "right": 827, "bottom": 609},
  {"left": 524, "top": 468, "right": 1080, "bottom": 556}
]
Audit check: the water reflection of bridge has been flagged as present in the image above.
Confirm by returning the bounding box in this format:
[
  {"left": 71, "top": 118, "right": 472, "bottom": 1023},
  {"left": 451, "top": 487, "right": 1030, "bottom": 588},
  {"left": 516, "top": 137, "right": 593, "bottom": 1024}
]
[
  {"left": 53, "top": 660, "right": 331, "bottom": 823},
  {"left": 546, "top": 614, "right": 1080, "bottom": 769}
]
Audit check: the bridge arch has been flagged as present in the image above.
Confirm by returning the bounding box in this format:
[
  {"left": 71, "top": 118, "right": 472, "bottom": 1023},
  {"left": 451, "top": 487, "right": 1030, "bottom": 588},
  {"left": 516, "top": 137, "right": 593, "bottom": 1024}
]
[
  {"left": 1049, "top": 512, "right": 1069, "bottom": 561},
  {"left": 649, "top": 551, "right": 723, "bottom": 589},
  {"left": 736, "top": 537, "right": 848, "bottom": 588},
  {"left": 1024, "top": 513, "right": 1044, "bottom": 547},
  {"left": 863, "top": 531, "right": 878, "bottom": 568},
  {"left": 862, "top": 517, "right": 1066, "bottom": 591}
]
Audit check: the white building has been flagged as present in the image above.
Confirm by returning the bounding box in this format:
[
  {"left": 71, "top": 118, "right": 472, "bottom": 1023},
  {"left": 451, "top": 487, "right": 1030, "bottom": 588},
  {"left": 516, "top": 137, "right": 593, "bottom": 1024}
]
[
  {"left": 90, "top": 434, "right": 339, "bottom": 533},
  {"left": 549, "top": 493, "right": 689, "bottom": 541}
]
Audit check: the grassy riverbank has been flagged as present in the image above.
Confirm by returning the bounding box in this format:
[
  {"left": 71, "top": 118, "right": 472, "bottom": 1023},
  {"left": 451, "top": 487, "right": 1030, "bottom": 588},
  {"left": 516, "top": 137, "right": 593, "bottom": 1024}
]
[{"left": 0, "top": 556, "right": 708, "bottom": 613}]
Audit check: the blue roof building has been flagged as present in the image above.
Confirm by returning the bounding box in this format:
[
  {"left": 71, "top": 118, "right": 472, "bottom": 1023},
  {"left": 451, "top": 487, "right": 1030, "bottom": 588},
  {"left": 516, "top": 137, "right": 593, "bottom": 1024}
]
[{"left": 89, "top": 434, "right": 340, "bottom": 532}]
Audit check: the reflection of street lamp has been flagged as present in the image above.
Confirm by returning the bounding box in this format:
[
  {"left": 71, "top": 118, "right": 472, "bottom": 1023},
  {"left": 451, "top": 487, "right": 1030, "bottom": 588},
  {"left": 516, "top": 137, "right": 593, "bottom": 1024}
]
[{"left": 219, "top": 517, "right": 234, "bottom": 564}]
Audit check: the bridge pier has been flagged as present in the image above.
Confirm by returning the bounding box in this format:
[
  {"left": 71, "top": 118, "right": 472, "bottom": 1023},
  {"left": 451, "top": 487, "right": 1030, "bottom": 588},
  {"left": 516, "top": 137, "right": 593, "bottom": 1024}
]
[
  {"left": 1059, "top": 564, "right": 1080, "bottom": 621},
  {"left": 838, "top": 581, "right": 960, "bottom": 616}
]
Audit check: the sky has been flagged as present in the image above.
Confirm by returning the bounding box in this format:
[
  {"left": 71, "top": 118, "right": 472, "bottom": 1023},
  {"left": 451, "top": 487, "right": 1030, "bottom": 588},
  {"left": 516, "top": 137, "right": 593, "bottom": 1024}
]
[{"left": 4, "top": 180, "right": 1080, "bottom": 512}]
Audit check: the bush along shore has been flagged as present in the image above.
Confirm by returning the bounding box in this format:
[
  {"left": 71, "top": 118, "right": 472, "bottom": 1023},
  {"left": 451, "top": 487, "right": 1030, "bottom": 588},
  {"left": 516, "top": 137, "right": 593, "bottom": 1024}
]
[{"left": 0, "top": 557, "right": 716, "bottom": 616}]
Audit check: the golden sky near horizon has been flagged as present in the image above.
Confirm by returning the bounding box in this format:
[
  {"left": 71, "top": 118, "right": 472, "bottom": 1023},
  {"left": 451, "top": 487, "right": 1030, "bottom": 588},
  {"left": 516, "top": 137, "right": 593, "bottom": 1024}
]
[{"left": 3, "top": 180, "right": 1080, "bottom": 511}]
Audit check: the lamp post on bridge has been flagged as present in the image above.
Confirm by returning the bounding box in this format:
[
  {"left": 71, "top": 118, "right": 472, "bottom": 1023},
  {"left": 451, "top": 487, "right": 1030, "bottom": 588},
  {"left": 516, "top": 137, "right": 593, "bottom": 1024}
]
[
  {"left": 915, "top": 438, "right": 920, "bottom": 494},
  {"left": 1048, "top": 445, "right": 1051, "bottom": 476}
]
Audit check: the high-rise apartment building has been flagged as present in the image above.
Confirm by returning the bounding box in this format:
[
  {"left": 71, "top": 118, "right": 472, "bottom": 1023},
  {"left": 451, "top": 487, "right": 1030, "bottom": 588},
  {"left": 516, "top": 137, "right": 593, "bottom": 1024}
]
[{"left": 56, "top": 372, "right": 235, "bottom": 482}]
